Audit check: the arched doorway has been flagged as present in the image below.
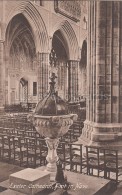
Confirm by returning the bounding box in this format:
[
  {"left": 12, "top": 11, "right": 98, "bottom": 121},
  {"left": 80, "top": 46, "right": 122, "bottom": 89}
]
[
  {"left": 5, "top": 14, "right": 38, "bottom": 105},
  {"left": 52, "top": 30, "right": 69, "bottom": 100},
  {"left": 19, "top": 77, "right": 28, "bottom": 104}
]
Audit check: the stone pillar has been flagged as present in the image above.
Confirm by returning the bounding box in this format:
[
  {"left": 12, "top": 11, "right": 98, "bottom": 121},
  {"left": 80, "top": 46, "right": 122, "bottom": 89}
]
[
  {"left": 68, "top": 60, "right": 79, "bottom": 102},
  {"left": 79, "top": 2, "right": 122, "bottom": 150},
  {"left": 37, "top": 53, "right": 49, "bottom": 100},
  {"left": 0, "top": 40, "right": 5, "bottom": 110}
]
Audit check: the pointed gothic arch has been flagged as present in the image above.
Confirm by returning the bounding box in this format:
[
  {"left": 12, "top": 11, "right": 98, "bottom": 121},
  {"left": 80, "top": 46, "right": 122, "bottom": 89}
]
[
  {"left": 4, "top": 1, "right": 49, "bottom": 53},
  {"left": 52, "top": 20, "right": 79, "bottom": 60}
]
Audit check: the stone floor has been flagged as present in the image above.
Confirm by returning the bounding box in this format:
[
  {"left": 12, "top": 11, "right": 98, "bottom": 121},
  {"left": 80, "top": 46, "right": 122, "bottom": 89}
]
[{"left": 0, "top": 161, "right": 121, "bottom": 194}]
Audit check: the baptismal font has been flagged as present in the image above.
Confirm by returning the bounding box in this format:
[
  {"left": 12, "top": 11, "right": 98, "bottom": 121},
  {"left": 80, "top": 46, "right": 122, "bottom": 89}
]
[{"left": 28, "top": 48, "right": 77, "bottom": 181}]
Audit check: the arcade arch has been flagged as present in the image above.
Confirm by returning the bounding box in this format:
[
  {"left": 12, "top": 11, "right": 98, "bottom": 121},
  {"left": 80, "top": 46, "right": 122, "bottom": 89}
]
[
  {"left": 52, "top": 30, "right": 68, "bottom": 100},
  {"left": 5, "top": 14, "right": 38, "bottom": 105}
]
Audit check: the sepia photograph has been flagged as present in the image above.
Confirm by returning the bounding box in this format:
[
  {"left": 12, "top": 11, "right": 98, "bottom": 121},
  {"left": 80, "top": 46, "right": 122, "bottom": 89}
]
[{"left": 0, "top": 0, "right": 122, "bottom": 194}]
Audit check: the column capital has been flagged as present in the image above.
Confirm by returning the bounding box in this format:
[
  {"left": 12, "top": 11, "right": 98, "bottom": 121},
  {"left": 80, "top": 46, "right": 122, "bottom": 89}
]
[
  {"left": 68, "top": 59, "right": 79, "bottom": 62},
  {"left": 37, "top": 52, "right": 49, "bottom": 55},
  {"left": 68, "top": 60, "right": 79, "bottom": 67}
]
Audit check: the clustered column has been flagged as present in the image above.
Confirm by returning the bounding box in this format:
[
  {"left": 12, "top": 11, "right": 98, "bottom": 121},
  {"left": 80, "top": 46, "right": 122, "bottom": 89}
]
[
  {"left": 68, "top": 60, "right": 79, "bottom": 102},
  {"left": 37, "top": 53, "right": 49, "bottom": 100},
  {"left": 80, "top": 2, "right": 122, "bottom": 150}
]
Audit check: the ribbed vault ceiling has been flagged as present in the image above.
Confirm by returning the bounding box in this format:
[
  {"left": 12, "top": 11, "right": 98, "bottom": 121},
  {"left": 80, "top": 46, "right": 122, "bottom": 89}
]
[{"left": 6, "top": 14, "right": 36, "bottom": 59}]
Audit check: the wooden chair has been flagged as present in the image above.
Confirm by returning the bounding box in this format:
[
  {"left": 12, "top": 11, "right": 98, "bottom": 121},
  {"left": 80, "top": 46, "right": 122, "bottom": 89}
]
[
  {"left": 25, "top": 130, "right": 36, "bottom": 138},
  {"left": 25, "top": 137, "right": 47, "bottom": 168},
  {"left": 38, "top": 138, "right": 48, "bottom": 166},
  {"left": 69, "top": 143, "right": 86, "bottom": 173},
  {"left": 0, "top": 133, "right": 3, "bottom": 159},
  {"left": 57, "top": 142, "right": 71, "bottom": 170},
  {"left": 13, "top": 136, "right": 27, "bottom": 166},
  {"left": 62, "top": 130, "right": 78, "bottom": 143},
  {"left": 85, "top": 146, "right": 104, "bottom": 177},
  {"left": 25, "top": 137, "right": 43, "bottom": 168},
  {"left": 2, "top": 135, "right": 14, "bottom": 162},
  {"left": 104, "top": 149, "right": 122, "bottom": 184},
  {"left": 69, "top": 120, "right": 82, "bottom": 137}
]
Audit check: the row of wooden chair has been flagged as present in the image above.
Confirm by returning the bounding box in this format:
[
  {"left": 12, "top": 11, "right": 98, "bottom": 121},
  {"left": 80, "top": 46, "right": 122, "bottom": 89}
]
[
  {"left": 0, "top": 120, "right": 33, "bottom": 131},
  {"left": 0, "top": 126, "right": 41, "bottom": 139},
  {"left": 57, "top": 143, "right": 122, "bottom": 184},
  {"left": 0, "top": 116, "right": 83, "bottom": 143},
  {"left": 0, "top": 125, "right": 79, "bottom": 144},
  {"left": 0, "top": 127, "right": 121, "bottom": 184},
  {"left": 0, "top": 113, "right": 28, "bottom": 122},
  {"left": 0, "top": 122, "right": 82, "bottom": 145},
  {"left": 0, "top": 134, "right": 47, "bottom": 168}
]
